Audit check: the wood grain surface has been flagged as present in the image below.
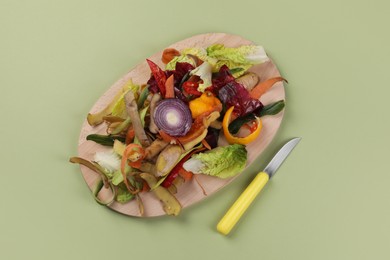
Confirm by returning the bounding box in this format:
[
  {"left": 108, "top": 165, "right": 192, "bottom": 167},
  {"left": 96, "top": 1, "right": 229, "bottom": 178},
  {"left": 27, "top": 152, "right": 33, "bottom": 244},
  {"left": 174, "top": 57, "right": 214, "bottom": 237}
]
[{"left": 77, "top": 33, "right": 285, "bottom": 217}]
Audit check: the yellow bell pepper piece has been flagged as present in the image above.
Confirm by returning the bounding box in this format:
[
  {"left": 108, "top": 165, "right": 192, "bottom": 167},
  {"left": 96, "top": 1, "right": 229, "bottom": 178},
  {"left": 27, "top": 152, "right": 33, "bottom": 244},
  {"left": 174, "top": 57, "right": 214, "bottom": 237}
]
[
  {"left": 188, "top": 91, "right": 222, "bottom": 118},
  {"left": 222, "top": 106, "right": 262, "bottom": 145}
]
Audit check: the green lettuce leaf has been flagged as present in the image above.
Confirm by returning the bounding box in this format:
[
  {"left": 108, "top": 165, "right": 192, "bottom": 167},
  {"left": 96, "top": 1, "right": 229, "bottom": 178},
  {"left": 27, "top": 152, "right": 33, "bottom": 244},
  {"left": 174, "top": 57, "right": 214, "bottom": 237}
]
[
  {"left": 182, "top": 47, "right": 218, "bottom": 67},
  {"left": 182, "top": 144, "right": 247, "bottom": 178},
  {"left": 190, "top": 61, "right": 213, "bottom": 92},
  {"left": 111, "top": 170, "right": 124, "bottom": 186},
  {"left": 115, "top": 183, "right": 134, "bottom": 203},
  {"left": 166, "top": 44, "right": 269, "bottom": 78},
  {"left": 165, "top": 55, "right": 197, "bottom": 70},
  {"left": 206, "top": 44, "right": 268, "bottom": 64},
  {"left": 111, "top": 79, "right": 139, "bottom": 118},
  {"left": 165, "top": 47, "right": 218, "bottom": 71},
  {"left": 206, "top": 44, "right": 269, "bottom": 77}
]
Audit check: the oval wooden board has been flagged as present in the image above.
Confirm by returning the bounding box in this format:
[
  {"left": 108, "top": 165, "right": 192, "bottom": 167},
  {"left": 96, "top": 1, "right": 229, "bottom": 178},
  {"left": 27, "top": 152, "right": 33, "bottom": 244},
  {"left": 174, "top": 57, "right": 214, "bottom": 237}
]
[{"left": 77, "top": 33, "right": 285, "bottom": 217}]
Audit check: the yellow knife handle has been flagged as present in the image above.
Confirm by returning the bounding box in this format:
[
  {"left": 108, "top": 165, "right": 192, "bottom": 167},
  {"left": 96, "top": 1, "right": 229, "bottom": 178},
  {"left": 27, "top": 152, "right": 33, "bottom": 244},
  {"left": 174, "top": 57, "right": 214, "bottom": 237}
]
[{"left": 217, "top": 172, "right": 269, "bottom": 235}]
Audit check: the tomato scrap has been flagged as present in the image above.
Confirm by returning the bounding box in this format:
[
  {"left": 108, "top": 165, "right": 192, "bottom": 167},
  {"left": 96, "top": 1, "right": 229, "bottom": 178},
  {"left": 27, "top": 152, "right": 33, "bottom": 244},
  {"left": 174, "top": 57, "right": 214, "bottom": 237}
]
[{"left": 183, "top": 81, "right": 202, "bottom": 96}]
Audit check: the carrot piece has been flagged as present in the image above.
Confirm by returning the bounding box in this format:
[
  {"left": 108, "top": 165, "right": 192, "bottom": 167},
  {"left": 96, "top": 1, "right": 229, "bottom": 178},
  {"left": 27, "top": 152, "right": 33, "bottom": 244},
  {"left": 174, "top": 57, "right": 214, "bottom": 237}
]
[
  {"left": 125, "top": 127, "right": 135, "bottom": 145},
  {"left": 141, "top": 181, "right": 150, "bottom": 192},
  {"left": 165, "top": 74, "right": 175, "bottom": 98},
  {"left": 201, "top": 139, "right": 212, "bottom": 150},
  {"left": 159, "top": 130, "right": 178, "bottom": 144},
  {"left": 121, "top": 144, "right": 146, "bottom": 192},
  {"left": 178, "top": 167, "right": 193, "bottom": 181},
  {"left": 250, "top": 77, "right": 287, "bottom": 99},
  {"left": 162, "top": 48, "right": 180, "bottom": 64}
]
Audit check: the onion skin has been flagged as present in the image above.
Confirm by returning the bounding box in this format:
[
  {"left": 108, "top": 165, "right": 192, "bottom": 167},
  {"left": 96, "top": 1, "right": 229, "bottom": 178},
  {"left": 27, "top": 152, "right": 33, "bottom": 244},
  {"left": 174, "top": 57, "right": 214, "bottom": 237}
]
[{"left": 154, "top": 99, "right": 192, "bottom": 137}]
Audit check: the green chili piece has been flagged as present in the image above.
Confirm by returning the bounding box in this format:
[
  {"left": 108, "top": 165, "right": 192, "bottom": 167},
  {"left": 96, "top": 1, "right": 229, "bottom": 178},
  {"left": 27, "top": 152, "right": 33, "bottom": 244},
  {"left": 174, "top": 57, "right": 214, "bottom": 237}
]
[
  {"left": 137, "top": 87, "right": 150, "bottom": 108},
  {"left": 259, "top": 100, "right": 285, "bottom": 117},
  {"left": 111, "top": 117, "right": 131, "bottom": 135},
  {"left": 178, "top": 72, "right": 190, "bottom": 89},
  {"left": 212, "top": 68, "right": 244, "bottom": 78},
  {"left": 229, "top": 67, "right": 244, "bottom": 75},
  {"left": 228, "top": 114, "right": 256, "bottom": 134},
  {"left": 86, "top": 134, "right": 126, "bottom": 146},
  {"left": 228, "top": 100, "right": 285, "bottom": 134}
]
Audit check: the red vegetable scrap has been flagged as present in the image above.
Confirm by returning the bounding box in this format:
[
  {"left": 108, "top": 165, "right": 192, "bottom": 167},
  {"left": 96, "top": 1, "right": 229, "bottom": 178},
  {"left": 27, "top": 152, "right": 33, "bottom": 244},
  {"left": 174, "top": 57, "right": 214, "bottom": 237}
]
[
  {"left": 178, "top": 168, "right": 193, "bottom": 181},
  {"left": 146, "top": 59, "right": 167, "bottom": 97},
  {"left": 206, "top": 65, "right": 236, "bottom": 95},
  {"left": 161, "top": 146, "right": 206, "bottom": 188},
  {"left": 147, "top": 61, "right": 195, "bottom": 99},
  {"left": 183, "top": 81, "right": 202, "bottom": 96},
  {"left": 218, "top": 80, "right": 263, "bottom": 117},
  {"left": 169, "top": 62, "right": 195, "bottom": 88},
  {"left": 174, "top": 87, "right": 188, "bottom": 103}
]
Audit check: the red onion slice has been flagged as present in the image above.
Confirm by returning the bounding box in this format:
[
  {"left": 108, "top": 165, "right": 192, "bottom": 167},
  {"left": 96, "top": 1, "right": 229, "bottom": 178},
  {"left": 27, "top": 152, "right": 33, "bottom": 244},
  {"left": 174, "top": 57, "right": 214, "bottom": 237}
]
[{"left": 154, "top": 99, "right": 192, "bottom": 137}]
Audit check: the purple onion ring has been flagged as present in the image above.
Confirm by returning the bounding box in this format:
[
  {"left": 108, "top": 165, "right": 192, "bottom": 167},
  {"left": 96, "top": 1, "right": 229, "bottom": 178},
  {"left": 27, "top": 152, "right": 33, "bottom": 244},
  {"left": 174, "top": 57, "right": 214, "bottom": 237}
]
[{"left": 153, "top": 98, "right": 192, "bottom": 137}]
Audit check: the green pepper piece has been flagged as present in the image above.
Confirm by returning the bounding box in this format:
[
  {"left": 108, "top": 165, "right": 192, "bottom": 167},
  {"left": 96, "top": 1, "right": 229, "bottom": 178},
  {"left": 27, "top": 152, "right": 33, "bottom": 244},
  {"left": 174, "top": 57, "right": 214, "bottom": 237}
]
[
  {"left": 228, "top": 100, "right": 285, "bottom": 134},
  {"left": 86, "top": 134, "right": 126, "bottom": 146},
  {"left": 137, "top": 87, "right": 150, "bottom": 109}
]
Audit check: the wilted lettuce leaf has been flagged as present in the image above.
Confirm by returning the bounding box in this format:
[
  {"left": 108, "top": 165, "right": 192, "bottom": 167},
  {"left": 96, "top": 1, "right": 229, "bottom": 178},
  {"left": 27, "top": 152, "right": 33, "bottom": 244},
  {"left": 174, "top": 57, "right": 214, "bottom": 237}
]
[
  {"left": 183, "top": 144, "right": 247, "bottom": 179},
  {"left": 111, "top": 79, "right": 139, "bottom": 118},
  {"left": 165, "top": 55, "right": 196, "bottom": 71},
  {"left": 115, "top": 183, "right": 134, "bottom": 203}
]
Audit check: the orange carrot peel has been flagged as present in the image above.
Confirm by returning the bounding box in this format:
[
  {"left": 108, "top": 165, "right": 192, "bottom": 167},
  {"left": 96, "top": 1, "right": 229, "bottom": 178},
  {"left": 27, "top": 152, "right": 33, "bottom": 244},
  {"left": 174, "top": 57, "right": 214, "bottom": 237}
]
[
  {"left": 121, "top": 144, "right": 146, "bottom": 193},
  {"left": 250, "top": 77, "right": 287, "bottom": 99},
  {"left": 164, "top": 74, "right": 175, "bottom": 98}
]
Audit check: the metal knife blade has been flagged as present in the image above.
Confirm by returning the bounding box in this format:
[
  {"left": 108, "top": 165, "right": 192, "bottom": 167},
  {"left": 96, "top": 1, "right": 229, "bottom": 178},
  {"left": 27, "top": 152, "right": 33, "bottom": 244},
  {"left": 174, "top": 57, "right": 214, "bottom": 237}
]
[
  {"left": 217, "top": 137, "right": 302, "bottom": 235},
  {"left": 264, "top": 137, "right": 301, "bottom": 178}
]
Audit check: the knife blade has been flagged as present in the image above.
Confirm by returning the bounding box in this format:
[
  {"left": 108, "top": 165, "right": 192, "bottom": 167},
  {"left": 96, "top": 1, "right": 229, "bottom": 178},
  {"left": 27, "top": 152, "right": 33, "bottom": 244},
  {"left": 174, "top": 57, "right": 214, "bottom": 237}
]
[{"left": 217, "top": 137, "right": 301, "bottom": 235}]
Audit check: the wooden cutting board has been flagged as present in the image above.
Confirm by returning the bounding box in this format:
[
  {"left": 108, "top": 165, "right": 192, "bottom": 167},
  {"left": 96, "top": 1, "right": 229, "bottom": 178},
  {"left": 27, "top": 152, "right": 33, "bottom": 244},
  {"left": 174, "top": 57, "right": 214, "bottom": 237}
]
[{"left": 77, "top": 32, "right": 286, "bottom": 217}]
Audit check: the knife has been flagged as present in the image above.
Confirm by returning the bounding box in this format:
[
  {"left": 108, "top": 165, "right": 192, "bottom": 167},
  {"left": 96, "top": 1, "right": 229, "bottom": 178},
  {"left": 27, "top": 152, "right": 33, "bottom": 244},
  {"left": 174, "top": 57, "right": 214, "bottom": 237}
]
[{"left": 217, "top": 137, "right": 301, "bottom": 235}]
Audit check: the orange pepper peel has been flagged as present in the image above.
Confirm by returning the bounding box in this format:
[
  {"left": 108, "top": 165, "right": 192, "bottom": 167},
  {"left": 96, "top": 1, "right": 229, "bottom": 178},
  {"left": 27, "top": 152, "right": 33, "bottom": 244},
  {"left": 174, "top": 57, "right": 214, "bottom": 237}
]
[{"left": 222, "top": 106, "right": 262, "bottom": 145}]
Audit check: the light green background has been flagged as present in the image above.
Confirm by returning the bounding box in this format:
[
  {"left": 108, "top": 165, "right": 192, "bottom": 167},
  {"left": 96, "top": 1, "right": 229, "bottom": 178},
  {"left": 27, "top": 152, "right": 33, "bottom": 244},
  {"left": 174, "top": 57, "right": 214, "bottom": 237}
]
[{"left": 1, "top": 0, "right": 389, "bottom": 259}]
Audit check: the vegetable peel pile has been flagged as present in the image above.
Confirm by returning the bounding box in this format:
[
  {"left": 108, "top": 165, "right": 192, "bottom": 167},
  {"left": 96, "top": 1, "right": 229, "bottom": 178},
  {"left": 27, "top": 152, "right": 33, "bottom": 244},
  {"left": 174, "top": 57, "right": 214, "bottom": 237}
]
[{"left": 70, "top": 43, "right": 286, "bottom": 216}]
